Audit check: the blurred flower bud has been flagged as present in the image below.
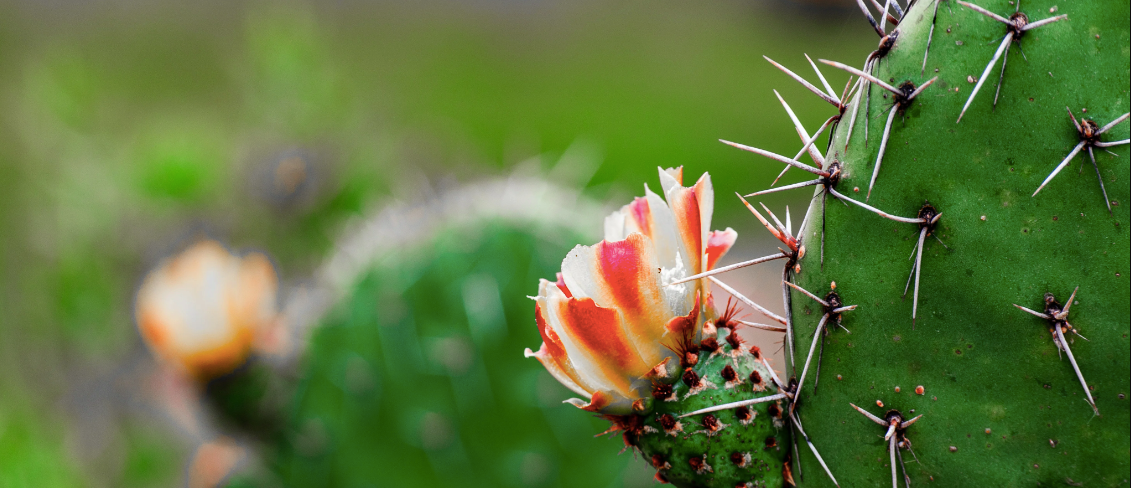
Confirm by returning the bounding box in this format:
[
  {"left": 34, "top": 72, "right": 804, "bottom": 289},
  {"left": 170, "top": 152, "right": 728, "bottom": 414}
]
[{"left": 135, "top": 240, "right": 278, "bottom": 380}]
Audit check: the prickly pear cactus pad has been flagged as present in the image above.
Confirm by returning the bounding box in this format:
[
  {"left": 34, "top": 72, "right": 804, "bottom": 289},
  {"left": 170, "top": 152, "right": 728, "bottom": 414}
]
[{"left": 763, "top": 0, "right": 1131, "bottom": 486}]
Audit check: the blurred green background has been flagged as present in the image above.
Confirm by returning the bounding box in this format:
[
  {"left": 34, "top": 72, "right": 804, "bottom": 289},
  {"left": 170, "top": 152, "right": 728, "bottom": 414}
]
[{"left": 0, "top": 0, "right": 875, "bottom": 485}]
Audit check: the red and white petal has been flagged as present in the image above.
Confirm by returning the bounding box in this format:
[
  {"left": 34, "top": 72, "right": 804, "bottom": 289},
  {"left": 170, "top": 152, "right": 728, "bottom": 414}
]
[
  {"left": 603, "top": 209, "right": 628, "bottom": 243},
  {"left": 544, "top": 294, "right": 651, "bottom": 399},
  {"left": 553, "top": 272, "right": 573, "bottom": 298},
  {"left": 705, "top": 228, "right": 738, "bottom": 270},
  {"left": 691, "top": 172, "right": 715, "bottom": 262},
  {"left": 640, "top": 185, "right": 680, "bottom": 269},
  {"left": 657, "top": 167, "right": 682, "bottom": 220},
  {"left": 660, "top": 166, "right": 684, "bottom": 188},
  {"left": 603, "top": 188, "right": 680, "bottom": 270},
  {"left": 561, "top": 234, "right": 674, "bottom": 367},
  {"left": 660, "top": 169, "right": 705, "bottom": 277},
  {"left": 529, "top": 295, "right": 596, "bottom": 394},
  {"left": 526, "top": 345, "right": 590, "bottom": 398},
  {"left": 558, "top": 245, "right": 603, "bottom": 303},
  {"left": 536, "top": 286, "right": 612, "bottom": 393},
  {"left": 602, "top": 195, "right": 653, "bottom": 244},
  {"left": 563, "top": 390, "right": 622, "bottom": 413}
]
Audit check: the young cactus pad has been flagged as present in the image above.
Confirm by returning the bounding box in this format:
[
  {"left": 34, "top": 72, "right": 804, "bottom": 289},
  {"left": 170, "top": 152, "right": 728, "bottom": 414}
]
[{"left": 634, "top": 333, "right": 790, "bottom": 487}]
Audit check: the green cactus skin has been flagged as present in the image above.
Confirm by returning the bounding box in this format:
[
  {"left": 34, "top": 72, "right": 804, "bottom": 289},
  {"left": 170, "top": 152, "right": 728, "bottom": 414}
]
[
  {"left": 634, "top": 330, "right": 787, "bottom": 488},
  {"left": 782, "top": 0, "right": 1130, "bottom": 486}
]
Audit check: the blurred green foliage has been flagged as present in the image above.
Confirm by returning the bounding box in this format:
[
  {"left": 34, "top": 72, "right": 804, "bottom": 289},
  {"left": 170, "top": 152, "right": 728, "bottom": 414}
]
[
  {"left": 0, "top": 1, "right": 873, "bottom": 486},
  {"left": 230, "top": 224, "right": 640, "bottom": 487},
  {"left": 0, "top": 400, "right": 85, "bottom": 488}
]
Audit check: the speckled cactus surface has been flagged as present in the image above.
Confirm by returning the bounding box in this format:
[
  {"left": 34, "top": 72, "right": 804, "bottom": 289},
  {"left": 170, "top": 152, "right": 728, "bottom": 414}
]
[
  {"left": 633, "top": 327, "right": 788, "bottom": 488},
  {"left": 783, "top": 0, "right": 1130, "bottom": 485}
]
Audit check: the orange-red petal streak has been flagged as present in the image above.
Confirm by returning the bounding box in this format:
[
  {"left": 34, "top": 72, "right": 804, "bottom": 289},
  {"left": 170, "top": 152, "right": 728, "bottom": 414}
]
[
  {"left": 627, "top": 197, "right": 653, "bottom": 238},
  {"left": 554, "top": 297, "right": 648, "bottom": 395},
  {"left": 668, "top": 187, "right": 704, "bottom": 274},
  {"left": 592, "top": 234, "right": 670, "bottom": 365},
  {"left": 534, "top": 303, "right": 589, "bottom": 393},
  {"left": 705, "top": 228, "right": 738, "bottom": 270},
  {"left": 554, "top": 272, "right": 573, "bottom": 298}
]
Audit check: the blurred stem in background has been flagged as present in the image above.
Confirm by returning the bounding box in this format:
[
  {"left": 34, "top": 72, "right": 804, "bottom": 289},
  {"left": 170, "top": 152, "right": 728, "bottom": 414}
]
[{"left": 0, "top": 0, "right": 871, "bottom": 485}]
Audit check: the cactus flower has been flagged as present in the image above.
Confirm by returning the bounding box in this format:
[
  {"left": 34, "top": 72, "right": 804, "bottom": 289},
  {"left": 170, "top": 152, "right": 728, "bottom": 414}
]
[
  {"left": 526, "top": 167, "right": 737, "bottom": 414},
  {"left": 135, "top": 240, "right": 279, "bottom": 379}
]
